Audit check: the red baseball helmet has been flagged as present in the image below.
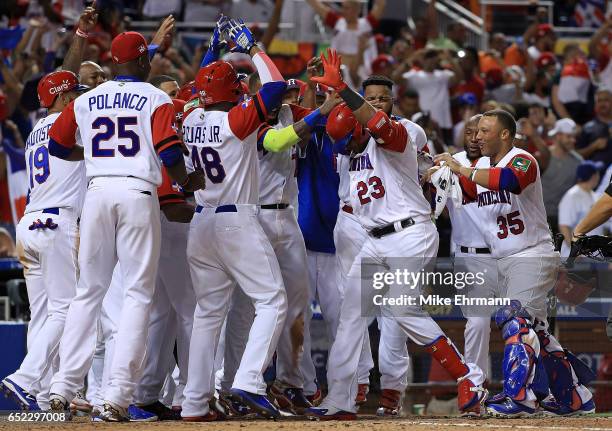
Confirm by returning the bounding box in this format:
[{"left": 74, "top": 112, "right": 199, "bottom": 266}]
[
  {"left": 195, "top": 60, "right": 242, "bottom": 107},
  {"left": 37, "top": 70, "right": 88, "bottom": 108},
  {"left": 177, "top": 80, "right": 196, "bottom": 102},
  {"left": 326, "top": 103, "right": 364, "bottom": 142},
  {"left": 172, "top": 98, "right": 186, "bottom": 128}
]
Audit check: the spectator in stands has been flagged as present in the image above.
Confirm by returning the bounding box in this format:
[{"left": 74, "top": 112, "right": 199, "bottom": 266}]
[
  {"left": 589, "top": 16, "right": 612, "bottom": 86},
  {"left": 141, "top": 0, "right": 182, "bottom": 20},
  {"left": 558, "top": 160, "right": 605, "bottom": 256},
  {"left": 370, "top": 54, "right": 395, "bottom": 79},
  {"left": 0, "top": 226, "right": 15, "bottom": 257},
  {"left": 541, "top": 118, "right": 583, "bottom": 234},
  {"left": 452, "top": 46, "right": 484, "bottom": 104},
  {"left": 376, "top": 0, "right": 408, "bottom": 40},
  {"left": 425, "top": 0, "right": 466, "bottom": 52},
  {"left": 306, "top": 0, "right": 385, "bottom": 89},
  {"left": 576, "top": 87, "right": 612, "bottom": 167},
  {"left": 551, "top": 43, "right": 593, "bottom": 123},
  {"left": 527, "top": 24, "right": 557, "bottom": 61},
  {"left": 183, "top": 0, "right": 231, "bottom": 23},
  {"left": 231, "top": 0, "right": 275, "bottom": 23},
  {"left": 479, "top": 33, "right": 507, "bottom": 74},
  {"left": 404, "top": 48, "right": 463, "bottom": 141}
]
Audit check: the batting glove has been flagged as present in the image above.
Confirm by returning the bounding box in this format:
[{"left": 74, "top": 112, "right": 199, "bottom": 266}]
[
  {"left": 226, "top": 18, "right": 256, "bottom": 53},
  {"left": 311, "top": 48, "right": 347, "bottom": 91}
]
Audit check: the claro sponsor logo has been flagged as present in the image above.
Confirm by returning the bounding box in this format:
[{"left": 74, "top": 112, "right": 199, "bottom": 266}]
[{"left": 49, "top": 81, "right": 72, "bottom": 95}]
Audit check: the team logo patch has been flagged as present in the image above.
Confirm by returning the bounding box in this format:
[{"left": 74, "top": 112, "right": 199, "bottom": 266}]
[{"left": 511, "top": 156, "right": 531, "bottom": 172}]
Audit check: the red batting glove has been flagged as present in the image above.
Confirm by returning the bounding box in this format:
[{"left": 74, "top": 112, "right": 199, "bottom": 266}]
[{"left": 310, "top": 48, "right": 347, "bottom": 91}]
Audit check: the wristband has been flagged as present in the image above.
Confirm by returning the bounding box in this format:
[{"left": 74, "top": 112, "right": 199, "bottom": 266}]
[
  {"left": 303, "top": 108, "right": 322, "bottom": 128},
  {"left": 339, "top": 87, "right": 365, "bottom": 111},
  {"left": 75, "top": 28, "right": 89, "bottom": 38},
  {"left": 469, "top": 168, "right": 478, "bottom": 181}
]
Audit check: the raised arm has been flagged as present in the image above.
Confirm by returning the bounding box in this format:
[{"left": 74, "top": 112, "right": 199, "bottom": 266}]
[
  {"left": 261, "top": 0, "right": 285, "bottom": 49},
  {"left": 311, "top": 48, "right": 408, "bottom": 152},
  {"left": 258, "top": 95, "right": 341, "bottom": 152},
  {"left": 588, "top": 18, "right": 612, "bottom": 59},
  {"left": 62, "top": 2, "right": 98, "bottom": 73},
  {"left": 305, "top": 0, "right": 332, "bottom": 22},
  {"left": 369, "top": 0, "right": 386, "bottom": 22}
]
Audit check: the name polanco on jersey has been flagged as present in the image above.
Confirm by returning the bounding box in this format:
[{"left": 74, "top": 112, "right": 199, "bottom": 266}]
[
  {"left": 349, "top": 153, "right": 374, "bottom": 171},
  {"left": 477, "top": 189, "right": 512, "bottom": 207},
  {"left": 86, "top": 92, "right": 149, "bottom": 112}
]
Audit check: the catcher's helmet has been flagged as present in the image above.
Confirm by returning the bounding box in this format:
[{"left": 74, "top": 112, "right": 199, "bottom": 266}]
[
  {"left": 37, "top": 70, "right": 88, "bottom": 108},
  {"left": 325, "top": 103, "right": 365, "bottom": 143},
  {"left": 195, "top": 61, "right": 242, "bottom": 107}
]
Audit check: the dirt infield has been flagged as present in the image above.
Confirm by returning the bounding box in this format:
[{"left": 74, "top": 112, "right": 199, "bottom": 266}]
[{"left": 2, "top": 415, "right": 612, "bottom": 431}]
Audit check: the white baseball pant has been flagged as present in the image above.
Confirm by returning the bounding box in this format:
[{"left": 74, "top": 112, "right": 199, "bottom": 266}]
[
  {"left": 86, "top": 264, "right": 123, "bottom": 411},
  {"left": 454, "top": 249, "right": 499, "bottom": 379},
  {"left": 323, "top": 220, "right": 482, "bottom": 413},
  {"left": 136, "top": 214, "right": 195, "bottom": 405},
  {"left": 10, "top": 208, "right": 79, "bottom": 406},
  {"left": 301, "top": 250, "right": 341, "bottom": 395},
  {"left": 258, "top": 206, "right": 310, "bottom": 388},
  {"left": 182, "top": 205, "right": 287, "bottom": 417},
  {"left": 50, "top": 177, "right": 161, "bottom": 409}
]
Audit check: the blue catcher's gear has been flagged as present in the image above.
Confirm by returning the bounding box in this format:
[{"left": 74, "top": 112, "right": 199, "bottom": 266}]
[
  {"left": 537, "top": 328, "right": 595, "bottom": 409},
  {"left": 500, "top": 315, "right": 536, "bottom": 401},
  {"left": 494, "top": 300, "right": 532, "bottom": 329}
]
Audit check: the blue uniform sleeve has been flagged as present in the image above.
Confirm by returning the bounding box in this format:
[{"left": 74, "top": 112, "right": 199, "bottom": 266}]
[
  {"left": 48, "top": 137, "right": 72, "bottom": 160},
  {"left": 159, "top": 144, "right": 183, "bottom": 167}
]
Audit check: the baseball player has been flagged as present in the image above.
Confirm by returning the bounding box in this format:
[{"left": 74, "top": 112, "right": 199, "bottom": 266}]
[
  {"left": 306, "top": 48, "right": 486, "bottom": 419},
  {"left": 435, "top": 109, "right": 595, "bottom": 417},
  {"left": 444, "top": 114, "right": 497, "bottom": 378},
  {"left": 180, "top": 18, "right": 288, "bottom": 421},
  {"left": 132, "top": 98, "right": 196, "bottom": 420},
  {"left": 0, "top": 71, "right": 88, "bottom": 411},
  {"left": 46, "top": 31, "right": 204, "bottom": 422}
]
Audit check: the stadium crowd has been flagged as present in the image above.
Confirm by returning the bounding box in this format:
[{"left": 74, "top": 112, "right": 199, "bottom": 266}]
[{"left": 1, "top": 0, "right": 610, "bottom": 257}]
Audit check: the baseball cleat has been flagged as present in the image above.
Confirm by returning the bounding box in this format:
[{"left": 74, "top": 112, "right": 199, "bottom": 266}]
[
  {"left": 376, "top": 389, "right": 402, "bottom": 416},
  {"left": 305, "top": 405, "right": 357, "bottom": 421},
  {"left": 139, "top": 401, "right": 182, "bottom": 420},
  {"left": 306, "top": 387, "right": 322, "bottom": 406},
  {"left": 182, "top": 411, "right": 220, "bottom": 422},
  {"left": 128, "top": 404, "right": 158, "bottom": 421},
  {"left": 486, "top": 397, "right": 537, "bottom": 418},
  {"left": 270, "top": 382, "right": 312, "bottom": 415},
  {"left": 98, "top": 402, "right": 129, "bottom": 422},
  {"left": 49, "top": 394, "right": 69, "bottom": 412},
  {"left": 0, "top": 378, "right": 40, "bottom": 411},
  {"left": 229, "top": 388, "right": 280, "bottom": 419},
  {"left": 213, "top": 391, "right": 255, "bottom": 417},
  {"left": 69, "top": 391, "right": 92, "bottom": 415},
  {"left": 541, "top": 398, "right": 596, "bottom": 416},
  {"left": 355, "top": 384, "right": 369, "bottom": 406}
]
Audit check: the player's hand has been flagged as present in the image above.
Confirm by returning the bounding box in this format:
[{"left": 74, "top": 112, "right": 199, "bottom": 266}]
[
  {"left": 77, "top": 1, "right": 98, "bottom": 34},
  {"left": 319, "top": 91, "right": 342, "bottom": 115},
  {"left": 225, "top": 18, "right": 257, "bottom": 53},
  {"left": 311, "top": 48, "right": 347, "bottom": 91},
  {"left": 433, "top": 152, "right": 462, "bottom": 174},
  {"left": 306, "top": 56, "right": 322, "bottom": 88},
  {"left": 181, "top": 169, "right": 206, "bottom": 192},
  {"left": 151, "top": 15, "right": 175, "bottom": 48},
  {"left": 208, "top": 23, "right": 226, "bottom": 54}
]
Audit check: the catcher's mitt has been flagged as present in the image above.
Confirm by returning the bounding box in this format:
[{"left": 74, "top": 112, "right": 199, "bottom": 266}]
[{"left": 553, "top": 234, "right": 612, "bottom": 306}]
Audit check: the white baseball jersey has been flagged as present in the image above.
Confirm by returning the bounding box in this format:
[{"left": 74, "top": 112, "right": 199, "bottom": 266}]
[
  {"left": 49, "top": 79, "right": 179, "bottom": 186},
  {"left": 337, "top": 153, "right": 351, "bottom": 206},
  {"left": 256, "top": 104, "right": 307, "bottom": 205},
  {"left": 468, "top": 147, "right": 553, "bottom": 258},
  {"left": 447, "top": 151, "right": 487, "bottom": 249},
  {"left": 24, "top": 112, "right": 86, "bottom": 213},
  {"left": 182, "top": 95, "right": 269, "bottom": 206},
  {"left": 349, "top": 117, "right": 431, "bottom": 230}
]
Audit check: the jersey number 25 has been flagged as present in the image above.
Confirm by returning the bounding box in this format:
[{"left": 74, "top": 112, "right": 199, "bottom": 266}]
[{"left": 91, "top": 116, "right": 140, "bottom": 157}]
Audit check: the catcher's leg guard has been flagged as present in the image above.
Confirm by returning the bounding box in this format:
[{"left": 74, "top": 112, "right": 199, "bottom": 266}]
[
  {"left": 426, "top": 336, "right": 486, "bottom": 414},
  {"left": 536, "top": 326, "right": 594, "bottom": 410}
]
